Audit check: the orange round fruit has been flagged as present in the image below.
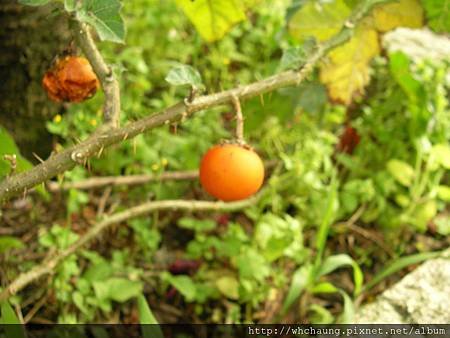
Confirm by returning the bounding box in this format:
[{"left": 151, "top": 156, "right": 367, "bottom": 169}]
[
  {"left": 42, "top": 56, "right": 100, "bottom": 103},
  {"left": 199, "top": 144, "right": 264, "bottom": 201}
]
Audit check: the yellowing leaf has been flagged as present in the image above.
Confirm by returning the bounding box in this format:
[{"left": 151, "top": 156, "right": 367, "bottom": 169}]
[
  {"left": 175, "top": 0, "right": 246, "bottom": 42},
  {"left": 288, "top": 0, "right": 351, "bottom": 42},
  {"left": 373, "top": 0, "right": 424, "bottom": 33},
  {"left": 319, "top": 26, "right": 379, "bottom": 104}
]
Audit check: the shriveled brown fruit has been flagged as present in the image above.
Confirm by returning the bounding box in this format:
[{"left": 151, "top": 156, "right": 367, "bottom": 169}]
[{"left": 42, "top": 56, "right": 100, "bottom": 103}]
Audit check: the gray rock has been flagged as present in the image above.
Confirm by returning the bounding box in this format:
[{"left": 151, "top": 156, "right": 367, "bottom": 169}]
[{"left": 355, "top": 250, "right": 450, "bottom": 324}]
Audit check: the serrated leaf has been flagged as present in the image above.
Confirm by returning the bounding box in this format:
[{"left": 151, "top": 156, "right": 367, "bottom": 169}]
[
  {"left": 373, "top": 0, "right": 424, "bottom": 33},
  {"left": 165, "top": 64, "right": 204, "bottom": 89},
  {"left": 288, "top": 0, "right": 351, "bottom": 42},
  {"left": 421, "top": 0, "right": 450, "bottom": 33},
  {"left": 18, "top": 0, "right": 50, "bottom": 6},
  {"left": 175, "top": 0, "right": 246, "bottom": 42},
  {"left": 386, "top": 159, "right": 415, "bottom": 186},
  {"left": 319, "top": 25, "right": 380, "bottom": 105},
  {"left": 279, "top": 39, "right": 316, "bottom": 71},
  {"left": 76, "top": 0, "right": 125, "bottom": 43}
]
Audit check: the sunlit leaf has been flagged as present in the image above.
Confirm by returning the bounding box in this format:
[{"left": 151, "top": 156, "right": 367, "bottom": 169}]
[
  {"left": 288, "top": 0, "right": 351, "bottom": 42},
  {"left": 215, "top": 276, "right": 239, "bottom": 300},
  {"left": 319, "top": 24, "right": 380, "bottom": 104},
  {"left": 175, "top": 0, "right": 247, "bottom": 42},
  {"left": 138, "top": 294, "right": 163, "bottom": 338},
  {"left": 386, "top": 159, "right": 415, "bottom": 187},
  {"left": 373, "top": 0, "right": 424, "bottom": 33}
]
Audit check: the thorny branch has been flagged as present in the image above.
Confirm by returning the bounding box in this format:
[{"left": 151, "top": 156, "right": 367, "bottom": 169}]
[
  {"left": 0, "top": 0, "right": 389, "bottom": 204},
  {"left": 0, "top": 194, "right": 263, "bottom": 302}
]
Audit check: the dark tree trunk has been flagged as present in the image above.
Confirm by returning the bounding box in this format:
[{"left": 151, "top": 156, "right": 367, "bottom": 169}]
[{"left": 0, "top": 1, "right": 69, "bottom": 160}]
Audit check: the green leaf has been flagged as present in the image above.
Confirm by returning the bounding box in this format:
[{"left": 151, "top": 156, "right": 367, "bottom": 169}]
[
  {"left": 288, "top": 0, "right": 351, "bottom": 42},
  {"left": 0, "top": 126, "right": 33, "bottom": 179},
  {"left": 389, "top": 52, "right": 422, "bottom": 100},
  {"left": 318, "top": 254, "right": 363, "bottom": 295},
  {"left": 410, "top": 200, "right": 437, "bottom": 231},
  {"left": 386, "top": 159, "right": 415, "bottom": 186},
  {"left": 311, "top": 282, "right": 338, "bottom": 294},
  {"left": 175, "top": 0, "right": 247, "bottom": 42},
  {"left": 281, "top": 264, "right": 312, "bottom": 315},
  {"left": 315, "top": 177, "right": 338, "bottom": 264},
  {"left": 137, "top": 294, "right": 159, "bottom": 324},
  {"left": 0, "top": 301, "right": 26, "bottom": 338},
  {"left": 76, "top": 0, "right": 125, "bottom": 43},
  {"left": 421, "top": 0, "right": 449, "bottom": 33},
  {"left": 431, "top": 144, "right": 450, "bottom": 169},
  {"left": 93, "top": 278, "right": 143, "bottom": 303},
  {"left": 215, "top": 276, "right": 239, "bottom": 300},
  {"left": 337, "top": 289, "right": 354, "bottom": 324},
  {"left": 363, "top": 251, "right": 442, "bottom": 292},
  {"left": 279, "top": 47, "right": 307, "bottom": 71},
  {"left": 0, "top": 301, "right": 20, "bottom": 324},
  {"left": 165, "top": 64, "right": 204, "bottom": 90},
  {"left": 309, "top": 304, "right": 334, "bottom": 324},
  {"left": 0, "top": 236, "right": 24, "bottom": 254},
  {"left": 137, "top": 294, "right": 163, "bottom": 338},
  {"left": 437, "top": 185, "right": 450, "bottom": 202},
  {"left": 435, "top": 217, "right": 450, "bottom": 236},
  {"left": 64, "top": 0, "right": 77, "bottom": 12},
  {"left": 177, "top": 217, "right": 215, "bottom": 232},
  {"left": 164, "top": 275, "right": 197, "bottom": 302},
  {"left": 18, "top": 0, "right": 50, "bottom": 6}
]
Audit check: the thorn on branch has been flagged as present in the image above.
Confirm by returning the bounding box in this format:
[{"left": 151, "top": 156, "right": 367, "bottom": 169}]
[
  {"left": 71, "top": 151, "right": 85, "bottom": 164},
  {"left": 3, "top": 154, "right": 17, "bottom": 176}
]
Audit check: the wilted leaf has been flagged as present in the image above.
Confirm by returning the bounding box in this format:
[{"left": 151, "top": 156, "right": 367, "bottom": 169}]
[
  {"left": 76, "top": 0, "right": 125, "bottom": 43},
  {"left": 373, "top": 0, "right": 424, "bottom": 33},
  {"left": 421, "top": 0, "right": 450, "bottom": 33},
  {"left": 288, "top": 0, "right": 351, "bottom": 42},
  {"left": 386, "top": 159, "right": 415, "bottom": 187},
  {"left": 319, "top": 25, "right": 379, "bottom": 104},
  {"left": 175, "top": 0, "right": 247, "bottom": 42},
  {"left": 165, "top": 64, "right": 204, "bottom": 90}
]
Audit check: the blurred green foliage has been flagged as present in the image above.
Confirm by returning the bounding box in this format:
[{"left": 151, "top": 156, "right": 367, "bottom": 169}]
[{"left": 1, "top": 0, "right": 449, "bottom": 325}]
